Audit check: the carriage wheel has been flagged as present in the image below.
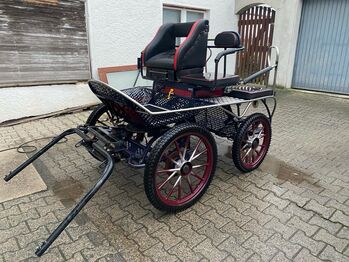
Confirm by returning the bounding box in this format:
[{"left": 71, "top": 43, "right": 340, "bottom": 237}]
[
  {"left": 232, "top": 113, "right": 271, "bottom": 173},
  {"left": 86, "top": 104, "right": 119, "bottom": 127},
  {"left": 86, "top": 104, "right": 122, "bottom": 161},
  {"left": 144, "top": 123, "right": 217, "bottom": 212}
]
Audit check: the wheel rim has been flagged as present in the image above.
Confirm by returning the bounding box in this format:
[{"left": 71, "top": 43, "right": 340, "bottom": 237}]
[
  {"left": 240, "top": 117, "right": 270, "bottom": 169},
  {"left": 155, "top": 132, "right": 214, "bottom": 206}
]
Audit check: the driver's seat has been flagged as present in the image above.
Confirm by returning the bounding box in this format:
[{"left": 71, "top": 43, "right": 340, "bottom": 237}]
[{"left": 142, "top": 19, "right": 209, "bottom": 81}]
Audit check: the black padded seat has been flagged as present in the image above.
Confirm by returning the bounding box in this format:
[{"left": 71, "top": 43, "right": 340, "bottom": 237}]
[
  {"left": 145, "top": 50, "right": 175, "bottom": 70},
  {"left": 181, "top": 73, "right": 240, "bottom": 88}
]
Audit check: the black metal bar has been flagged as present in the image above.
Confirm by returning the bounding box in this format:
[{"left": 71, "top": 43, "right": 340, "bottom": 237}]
[
  {"left": 4, "top": 128, "right": 76, "bottom": 182},
  {"left": 35, "top": 143, "right": 115, "bottom": 257},
  {"left": 242, "top": 66, "right": 275, "bottom": 84}
]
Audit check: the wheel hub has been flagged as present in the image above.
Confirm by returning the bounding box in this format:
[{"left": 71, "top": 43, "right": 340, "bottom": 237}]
[
  {"left": 180, "top": 162, "right": 192, "bottom": 176},
  {"left": 252, "top": 138, "right": 259, "bottom": 149}
]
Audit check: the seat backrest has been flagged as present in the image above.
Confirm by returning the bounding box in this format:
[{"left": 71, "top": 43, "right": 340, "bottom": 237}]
[
  {"left": 142, "top": 20, "right": 209, "bottom": 72},
  {"left": 214, "top": 31, "right": 241, "bottom": 48}
]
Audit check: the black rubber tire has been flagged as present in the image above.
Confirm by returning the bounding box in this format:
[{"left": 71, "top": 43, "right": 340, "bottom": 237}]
[
  {"left": 144, "top": 123, "right": 217, "bottom": 213},
  {"left": 86, "top": 104, "right": 110, "bottom": 126},
  {"left": 85, "top": 104, "right": 112, "bottom": 161},
  {"left": 232, "top": 113, "right": 271, "bottom": 173}
]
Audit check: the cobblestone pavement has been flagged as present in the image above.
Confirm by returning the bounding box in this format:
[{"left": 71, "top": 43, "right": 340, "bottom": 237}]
[{"left": 0, "top": 89, "right": 348, "bottom": 262}]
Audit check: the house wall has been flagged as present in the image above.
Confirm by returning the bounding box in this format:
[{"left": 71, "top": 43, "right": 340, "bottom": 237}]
[
  {"left": 86, "top": 0, "right": 238, "bottom": 77},
  {"left": 1, "top": 0, "right": 238, "bottom": 123},
  {"left": 235, "top": 0, "right": 303, "bottom": 88}
]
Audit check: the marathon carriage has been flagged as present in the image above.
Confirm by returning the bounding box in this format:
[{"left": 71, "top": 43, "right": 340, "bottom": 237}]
[{"left": 4, "top": 19, "right": 278, "bottom": 256}]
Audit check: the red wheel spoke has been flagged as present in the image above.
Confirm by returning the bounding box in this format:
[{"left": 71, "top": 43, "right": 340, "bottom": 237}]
[
  {"left": 190, "top": 172, "right": 203, "bottom": 181},
  {"left": 185, "top": 176, "right": 194, "bottom": 193},
  {"left": 174, "top": 141, "right": 183, "bottom": 160},
  {"left": 158, "top": 171, "right": 177, "bottom": 190}
]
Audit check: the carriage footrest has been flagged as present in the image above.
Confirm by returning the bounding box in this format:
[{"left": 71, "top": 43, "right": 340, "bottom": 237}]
[{"left": 225, "top": 85, "right": 274, "bottom": 100}]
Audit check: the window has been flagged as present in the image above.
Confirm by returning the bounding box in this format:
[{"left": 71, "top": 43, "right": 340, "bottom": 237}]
[{"left": 163, "top": 5, "right": 207, "bottom": 24}]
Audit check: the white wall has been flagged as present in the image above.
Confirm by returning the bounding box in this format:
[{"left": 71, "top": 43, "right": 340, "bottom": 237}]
[
  {"left": 235, "top": 0, "right": 303, "bottom": 88},
  {"left": 0, "top": 0, "right": 243, "bottom": 123},
  {"left": 86, "top": 0, "right": 238, "bottom": 77}
]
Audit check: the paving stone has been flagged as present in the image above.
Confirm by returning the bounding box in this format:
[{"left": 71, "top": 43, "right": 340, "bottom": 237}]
[
  {"left": 172, "top": 224, "right": 206, "bottom": 249},
  {"left": 243, "top": 194, "right": 270, "bottom": 211},
  {"left": 290, "top": 231, "right": 326, "bottom": 256},
  {"left": 264, "top": 204, "right": 292, "bottom": 223},
  {"left": 314, "top": 228, "right": 349, "bottom": 252},
  {"left": 336, "top": 226, "right": 349, "bottom": 240},
  {"left": 27, "top": 212, "right": 58, "bottom": 231},
  {"left": 151, "top": 226, "right": 182, "bottom": 251},
  {"left": 282, "top": 191, "right": 309, "bottom": 207},
  {"left": 287, "top": 216, "right": 319, "bottom": 237},
  {"left": 245, "top": 183, "right": 269, "bottom": 199},
  {"left": 242, "top": 206, "right": 272, "bottom": 226},
  {"left": 223, "top": 207, "right": 252, "bottom": 227},
  {"left": 177, "top": 210, "right": 209, "bottom": 230},
  {"left": 200, "top": 209, "right": 229, "bottom": 229},
  {"left": 225, "top": 195, "right": 251, "bottom": 213},
  {"left": 330, "top": 210, "right": 349, "bottom": 227},
  {"left": 326, "top": 199, "right": 349, "bottom": 216},
  {"left": 294, "top": 248, "right": 323, "bottom": 262},
  {"left": 284, "top": 203, "right": 314, "bottom": 222},
  {"left": 319, "top": 245, "right": 349, "bottom": 262},
  {"left": 143, "top": 242, "right": 178, "bottom": 262},
  {"left": 242, "top": 235, "right": 278, "bottom": 261},
  {"left": 198, "top": 222, "right": 229, "bottom": 245},
  {"left": 304, "top": 200, "right": 336, "bottom": 219},
  {"left": 267, "top": 233, "right": 302, "bottom": 259},
  {"left": 59, "top": 235, "right": 95, "bottom": 260},
  {"left": 82, "top": 240, "right": 121, "bottom": 261},
  {"left": 128, "top": 228, "right": 158, "bottom": 252},
  {"left": 0, "top": 222, "right": 30, "bottom": 242},
  {"left": 308, "top": 215, "right": 342, "bottom": 235},
  {"left": 218, "top": 236, "right": 254, "bottom": 261},
  {"left": 0, "top": 217, "right": 9, "bottom": 230},
  {"left": 168, "top": 241, "right": 203, "bottom": 262},
  {"left": 0, "top": 205, "right": 21, "bottom": 220},
  {"left": 270, "top": 251, "right": 291, "bottom": 262},
  {"left": 264, "top": 192, "right": 290, "bottom": 210},
  {"left": 242, "top": 219, "right": 275, "bottom": 241},
  {"left": 265, "top": 217, "right": 297, "bottom": 240},
  {"left": 194, "top": 238, "right": 228, "bottom": 261},
  {"left": 0, "top": 237, "right": 19, "bottom": 254}
]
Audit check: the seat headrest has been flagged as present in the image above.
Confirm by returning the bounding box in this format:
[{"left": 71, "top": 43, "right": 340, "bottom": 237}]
[{"left": 214, "top": 31, "right": 241, "bottom": 48}]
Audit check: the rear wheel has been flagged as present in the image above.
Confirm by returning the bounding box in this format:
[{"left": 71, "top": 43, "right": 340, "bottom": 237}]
[
  {"left": 144, "top": 123, "right": 217, "bottom": 212},
  {"left": 232, "top": 113, "right": 271, "bottom": 172}
]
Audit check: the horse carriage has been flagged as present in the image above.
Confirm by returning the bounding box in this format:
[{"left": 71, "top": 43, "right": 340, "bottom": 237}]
[{"left": 4, "top": 19, "right": 278, "bottom": 256}]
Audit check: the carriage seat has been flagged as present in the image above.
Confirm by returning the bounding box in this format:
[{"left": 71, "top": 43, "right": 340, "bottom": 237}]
[
  {"left": 142, "top": 19, "right": 209, "bottom": 80},
  {"left": 181, "top": 31, "right": 242, "bottom": 88}
]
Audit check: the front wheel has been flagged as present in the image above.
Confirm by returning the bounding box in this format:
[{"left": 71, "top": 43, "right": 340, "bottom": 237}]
[
  {"left": 144, "top": 123, "right": 217, "bottom": 212},
  {"left": 232, "top": 113, "right": 271, "bottom": 173}
]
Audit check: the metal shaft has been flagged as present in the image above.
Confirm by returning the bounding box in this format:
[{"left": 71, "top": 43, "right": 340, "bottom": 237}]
[
  {"left": 35, "top": 143, "right": 115, "bottom": 257},
  {"left": 4, "top": 128, "right": 76, "bottom": 182}
]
